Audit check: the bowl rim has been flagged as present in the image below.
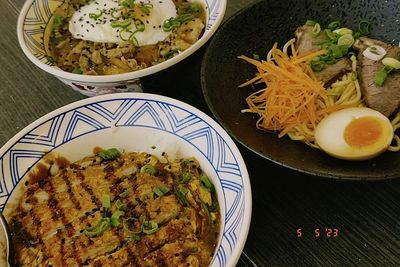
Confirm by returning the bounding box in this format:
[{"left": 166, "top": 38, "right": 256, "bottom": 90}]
[
  {"left": 0, "top": 92, "right": 252, "bottom": 267},
  {"left": 17, "top": 0, "right": 227, "bottom": 83}
]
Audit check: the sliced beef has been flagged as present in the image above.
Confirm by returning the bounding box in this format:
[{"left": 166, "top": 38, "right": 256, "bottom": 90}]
[
  {"left": 353, "top": 37, "right": 400, "bottom": 117},
  {"left": 295, "top": 25, "right": 352, "bottom": 85}
]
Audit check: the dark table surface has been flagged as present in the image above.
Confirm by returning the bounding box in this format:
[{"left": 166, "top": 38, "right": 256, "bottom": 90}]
[{"left": 1, "top": 0, "right": 400, "bottom": 266}]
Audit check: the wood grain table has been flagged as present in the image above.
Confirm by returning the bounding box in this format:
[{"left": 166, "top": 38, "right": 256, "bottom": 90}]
[{"left": 1, "top": 0, "right": 400, "bottom": 266}]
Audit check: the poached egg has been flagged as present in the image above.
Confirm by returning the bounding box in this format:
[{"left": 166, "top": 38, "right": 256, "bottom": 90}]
[{"left": 69, "top": 0, "right": 177, "bottom": 46}]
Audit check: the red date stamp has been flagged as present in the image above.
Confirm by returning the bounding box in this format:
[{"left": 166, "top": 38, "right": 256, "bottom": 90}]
[{"left": 296, "top": 228, "right": 339, "bottom": 238}]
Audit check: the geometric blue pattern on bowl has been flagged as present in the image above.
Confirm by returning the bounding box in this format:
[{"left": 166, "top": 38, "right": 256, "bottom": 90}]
[{"left": 0, "top": 93, "right": 251, "bottom": 267}]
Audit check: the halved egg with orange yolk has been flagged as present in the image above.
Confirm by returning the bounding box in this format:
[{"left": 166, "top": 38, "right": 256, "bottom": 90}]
[{"left": 315, "top": 107, "right": 393, "bottom": 160}]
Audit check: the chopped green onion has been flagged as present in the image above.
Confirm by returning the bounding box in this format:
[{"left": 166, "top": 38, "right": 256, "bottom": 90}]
[
  {"left": 110, "top": 210, "right": 125, "bottom": 227},
  {"left": 382, "top": 57, "right": 400, "bottom": 69},
  {"left": 134, "top": 18, "right": 145, "bottom": 32},
  {"left": 253, "top": 53, "right": 260, "bottom": 60},
  {"left": 115, "top": 199, "right": 126, "bottom": 210},
  {"left": 200, "top": 173, "right": 214, "bottom": 191},
  {"left": 119, "top": 190, "right": 129, "bottom": 199},
  {"left": 333, "top": 27, "right": 353, "bottom": 36},
  {"left": 327, "top": 21, "right": 341, "bottom": 31},
  {"left": 308, "top": 23, "right": 321, "bottom": 37},
  {"left": 142, "top": 220, "right": 158, "bottom": 234},
  {"left": 153, "top": 185, "right": 170, "bottom": 197},
  {"left": 128, "top": 34, "right": 139, "bottom": 46},
  {"left": 139, "top": 3, "right": 153, "bottom": 15},
  {"left": 175, "top": 185, "right": 189, "bottom": 206},
  {"left": 99, "top": 148, "right": 121, "bottom": 160},
  {"left": 179, "top": 172, "right": 192, "bottom": 183},
  {"left": 358, "top": 20, "right": 371, "bottom": 35},
  {"left": 201, "top": 202, "right": 211, "bottom": 224},
  {"left": 163, "top": 14, "right": 195, "bottom": 32},
  {"left": 102, "top": 195, "right": 111, "bottom": 209},
  {"left": 337, "top": 34, "right": 354, "bottom": 47},
  {"left": 329, "top": 44, "right": 344, "bottom": 58},
  {"left": 324, "top": 29, "right": 339, "bottom": 42},
  {"left": 126, "top": 234, "right": 140, "bottom": 244},
  {"left": 375, "top": 66, "right": 394, "bottom": 86},
  {"left": 140, "top": 164, "right": 156, "bottom": 175},
  {"left": 72, "top": 67, "right": 83, "bottom": 74},
  {"left": 305, "top": 19, "right": 318, "bottom": 26},
  {"left": 351, "top": 71, "right": 358, "bottom": 81},
  {"left": 52, "top": 14, "right": 64, "bottom": 32},
  {"left": 46, "top": 56, "right": 55, "bottom": 64},
  {"left": 119, "top": 0, "right": 135, "bottom": 8},
  {"left": 111, "top": 19, "right": 132, "bottom": 28},
  {"left": 83, "top": 218, "right": 110, "bottom": 237},
  {"left": 163, "top": 49, "right": 179, "bottom": 59},
  {"left": 310, "top": 60, "right": 325, "bottom": 72},
  {"left": 188, "top": 3, "right": 202, "bottom": 13},
  {"left": 89, "top": 10, "right": 103, "bottom": 20}
]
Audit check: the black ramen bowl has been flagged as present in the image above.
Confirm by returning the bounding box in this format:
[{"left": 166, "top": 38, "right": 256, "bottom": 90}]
[{"left": 201, "top": 0, "right": 400, "bottom": 180}]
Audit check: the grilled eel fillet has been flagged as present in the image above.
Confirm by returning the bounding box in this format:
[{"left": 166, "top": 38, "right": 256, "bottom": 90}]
[{"left": 11, "top": 151, "right": 219, "bottom": 266}]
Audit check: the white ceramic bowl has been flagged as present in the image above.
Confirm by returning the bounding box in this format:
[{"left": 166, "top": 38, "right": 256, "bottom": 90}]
[
  {"left": 0, "top": 93, "right": 251, "bottom": 266},
  {"left": 17, "top": 0, "right": 226, "bottom": 96}
]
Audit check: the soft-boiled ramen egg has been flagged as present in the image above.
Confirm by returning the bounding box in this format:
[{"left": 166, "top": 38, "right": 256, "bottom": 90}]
[
  {"left": 315, "top": 107, "right": 393, "bottom": 160},
  {"left": 69, "top": 0, "right": 177, "bottom": 46}
]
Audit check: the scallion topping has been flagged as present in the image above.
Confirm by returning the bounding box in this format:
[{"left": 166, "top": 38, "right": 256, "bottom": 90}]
[
  {"left": 83, "top": 218, "right": 110, "bottom": 237},
  {"left": 175, "top": 185, "right": 189, "bottom": 206},
  {"left": 179, "top": 172, "right": 192, "bottom": 183},
  {"left": 99, "top": 148, "right": 121, "bottom": 160},
  {"left": 308, "top": 23, "right": 321, "bottom": 37},
  {"left": 126, "top": 234, "right": 140, "bottom": 244},
  {"left": 337, "top": 34, "right": 354, "bottom": 47},
  {"left": 327, "top": 21, "right": 341, "bottom": 31},
  {"left": 200, "top": 173, "right": 214, "bottom": 192},
  {"left": 305, "top": 19, "right": 318, "bottom": 26},
  {"left": 139, "top": 3, "right": 153, "bottom": 15},
  {"left": 102, "top": 194, "right": 111, "bottom": 209},
  {"left": 358, "top": 20, "right": 371, "bottom": 35},
  {"left": 115, "top": 199, "right": 126, "bottom": 210},
  {"left": 72, "top": 67, "right": 83, "bottom": 74},
  {"left": 375, "top": 66, "right": 394, "bottom": 86},
  {"left": 153, "top": 185, "right": 170, "bottom": 197},
  {"left": 110, "top": 210, "right": 125, "bottom": 227},
  {"left": 119, "top": 0, "right": 135, "bottom": 8},
  {"left": 119, "top": 190, "right": 129, "bottom": 199},
  {"left": 111, "top": 19, "right": 132, "bottom": 28},
  {"left": 142, "top": 220, "right": 158, "bottom": 234},
  {"left": 163, "top": 14, "right": 195, "bottom": 32},
  {"left": 382, "top": 57, "right": 400, "bottom": 69},
  {"left": 52, "top": 14, "right": 64, "bottom": 32},
  {"left": 89, "top": 10, "right": 103, "bottom": 20},
  {"left": 140, "top": 164, "right": 156, "bottom": 175}
]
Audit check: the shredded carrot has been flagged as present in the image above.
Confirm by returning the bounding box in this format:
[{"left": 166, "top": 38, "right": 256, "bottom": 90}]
[{"left": 239, "top": 45, "right": 349, "bottom": 138}]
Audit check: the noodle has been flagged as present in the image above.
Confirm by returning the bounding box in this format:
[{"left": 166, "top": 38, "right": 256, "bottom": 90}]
[{"left": 241, "top": 40, "right": 363, "bottom": 149}]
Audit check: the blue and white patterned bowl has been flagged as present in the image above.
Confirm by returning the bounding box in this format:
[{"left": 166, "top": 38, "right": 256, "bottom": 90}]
[
  {"left": 0, "top": 93, "right": 251, "bottom": 266},
  {"left": 17, "top": 0, "right": 226, "bottom": 96}
]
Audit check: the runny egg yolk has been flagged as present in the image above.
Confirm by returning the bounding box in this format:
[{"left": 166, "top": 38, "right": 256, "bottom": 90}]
[{"left": 344, "top": 116, "right": 383, "bottom": 148}]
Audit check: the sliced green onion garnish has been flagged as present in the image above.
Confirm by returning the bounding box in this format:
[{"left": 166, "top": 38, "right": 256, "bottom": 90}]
[
  {"left": 163, "top": 14, "right": 195, "bottom": 32},
  {"left": 140, "top": 164, "right": 156, "bottom": 175},
  {"left": 134, "top": 19, "right": 145, "bottom": 32},
  {"left": 111, "top": 19, "right": 132, "bottom": 28},
  {"left": 333, "top": 27, "right": 352, "bottom": 36},
  {"left": 52, "top": 14, "right": 64, "bottom": 32},
  {"left": 119, "top": 0, "right": 135, "bottom": 8},
  {"left": 337, "top": 34, "right": 354, "bottom": 47},
  {"left": 119, "top": 190, "right": 129, "bottom": 199},
  {"left": 110, "top": 210, "right": 125, "bottom": 227},
  {"left": 358, "top": 20, "right": 371, "bottom": 35},
  {"left": 99, "top": 148, "right": 121, "bottom": 160},
  {"left": 102, "top": 194, "right": 111, "bottom": 209},
  {"left": 179, "top": 172, "right": 192, "bottom": 183},
  {"left": 139, "top": 3, "right": 153, "bottom": 15},
  {"left": 142, "top": 220, "right": 158, "bottom": 234},
  {"left": 83, "top": 218, "right": 110, "bottom": 237},
  {"left": 126, "top": 234, "right": 140, "bottom": 244},
  {"left": 382, "top": 57, "right": 400, "bottom": 69},
  {"left": 327, "top": 21, "right": 341, "bottom": 31},
  {"left": 310, "top": 60, "right": 325, "bottom": 72},
  {"left": 153, "top": 185, "right": 170, "bottom": 197},
  {"left": 175, "top": 185, "right": 189, "bottom": 206},
  {"left": 188, "top": 3, "right": 202, "bottom": 13},
  {"left": 375, "top": 66, "right": 394, "bottom": 86},
  {"left": 46, "top": 56, "right": 55, "bottom": 64},
  {"left": 89, "top": 10, "right": 103, "bottom": 20},
  {"left": 72, "top": 67, "right": 83, "bottom": 74},
  {"left": 201, "top": 202, "right": 211, "bottom": 224},
  {"left": 115, "top": 199, "right": 126, "bottom": 210},
  {"left": 329, "top": 44, "right": 344, "bottom": 58},
  {"left": 324, "top": 29, "right": 339, "bottom": 42},
  {"left": 200, "top": 173, "right": 214, "bottom": 191},
  {"left": 308, "top": 23, "right": 321, "bottom": 37},
  {"left": 253, "top": 53, "right": 260, "bottom": 60},
  {"left": 163, "top": 49, "right": 179, "bottom": 59},
  {"left": 305, "top": 19, "right": 317, "bottom": 26}
]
